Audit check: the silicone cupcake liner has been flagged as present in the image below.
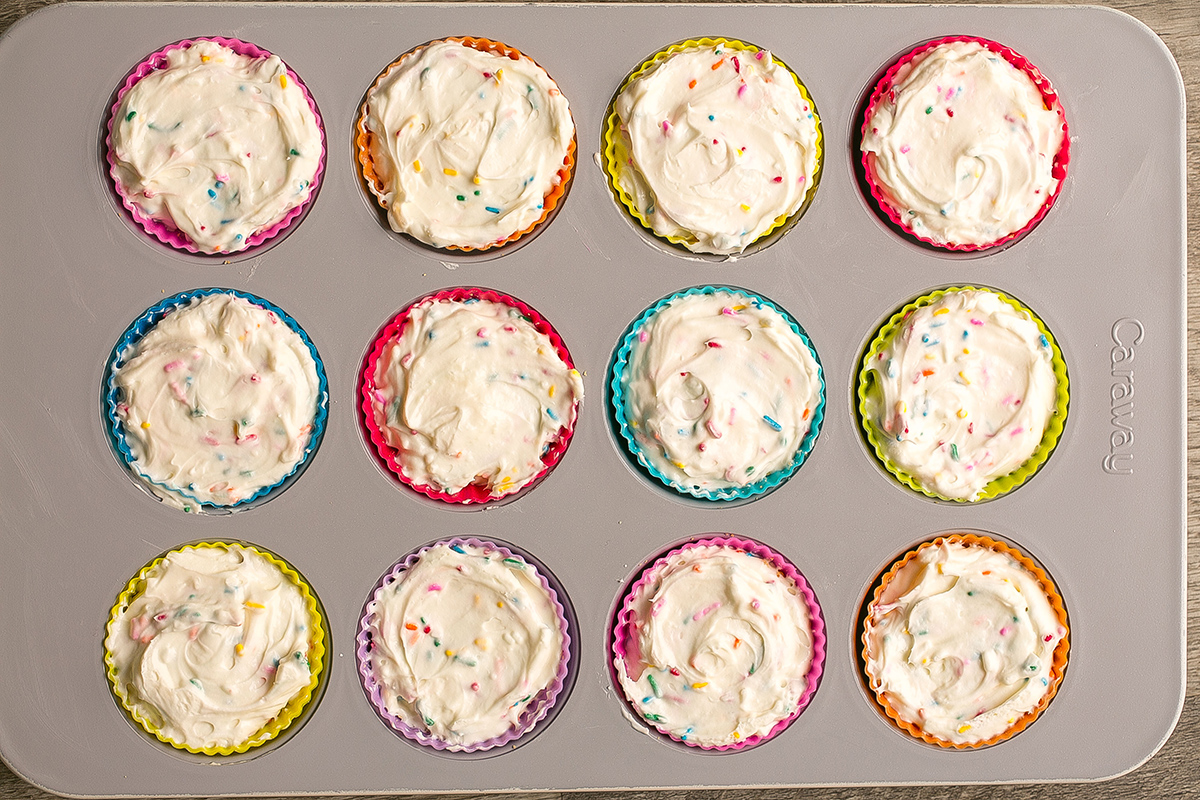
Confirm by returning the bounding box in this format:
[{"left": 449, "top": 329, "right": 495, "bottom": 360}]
[
  {"left": 356, "top": 36, "right": 576, "bottom": 253},
  {"left": 609, "top": 286, "right": 826, "bottom": 502},
  {"left": 106, "top": 37, "right": 326, "bottom": 255},
  {"left": 355, "top": 537, "right": 573, "bottom": 754},
  {"left": 860, "top": 533, "right": 1070, "bottom": 749},
  {"left": 856, "top": 286, "right": 1069, "bottom": 503},
  {"left": 610, "top": 535, "right": 826, "bottom": 752},
  {"left": 859, "top": 35, "right": 1071, "bottom": 252},
  {"left": 104, "top": 288, "right": 330, "bottom": 513},
  {"left": 104, "top": 541, "right": 327, "bottom": 756},
  {"left": 601, "top": 37, "right": 823, "bottom": 256},
  {"left": 360, "top": 286, "right": 581, "bottom": 505}
]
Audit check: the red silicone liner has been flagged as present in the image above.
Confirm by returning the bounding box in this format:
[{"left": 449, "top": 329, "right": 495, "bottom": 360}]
[
  {"left": 355, "top": 537, "right": 572, "bottom": 753},
  {"left": 106, "top": 37, "right": 326, "bottom": 255},
  {"left": 860, "top": 35, "right": 1071, "bottom": 252},
  {"left": 360, "top": 287, "right": 580, "bottom": 505},
  {"left": 610, "top": 535, "right": 826, "bottom": 751}
]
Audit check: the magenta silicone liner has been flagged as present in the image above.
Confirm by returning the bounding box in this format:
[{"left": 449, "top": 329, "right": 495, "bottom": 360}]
[
  {"left": 105, "top": 36, "right": 327, "bottom": 255},
  {"left": 610, "top": 535, "right": 827, "bottom": 752},
  {"left": 359, "top": 287, "right": 581, "bottom": 506},
  {"left": 355, "top": 537, "right": 573, "bottom": 754},
  {"left": 859, "top": 35, "right": 1071, "bottom": 252}
]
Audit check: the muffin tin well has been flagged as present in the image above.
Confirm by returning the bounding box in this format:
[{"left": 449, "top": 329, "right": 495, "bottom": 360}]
[
  {"left": 103, "top": 288, "right": 330, "bottom": 514},
  {"left": 104, "top": 539, "right": 330, "bottom": 763},
  {"left": 0, "top": 2, "right": 1185, "bottom": 795},
  {"left": 355, "top": 536, "right": 579, "bottom": 758},
  {"left": 104, "top": 37, "right": 327, "bottom": 258}
]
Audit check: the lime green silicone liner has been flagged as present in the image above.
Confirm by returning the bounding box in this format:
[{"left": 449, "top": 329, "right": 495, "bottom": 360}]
[
  {"left": 601, "top": 37, "right": 823, "bottom": 252},
  {"left": 856, "top": 287, "right": 1070, "bottom": 503},
  {"left": 104, "top": 541, "right": 327, "bottom": 756}
]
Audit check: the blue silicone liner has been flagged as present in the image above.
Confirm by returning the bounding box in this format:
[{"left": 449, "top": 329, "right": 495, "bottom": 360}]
[
  {"left": 103, "top": 288, "right": 329, "bottom": 512},
  {"left": 609, "top": 285, "right": 826, "bottom": 502}
]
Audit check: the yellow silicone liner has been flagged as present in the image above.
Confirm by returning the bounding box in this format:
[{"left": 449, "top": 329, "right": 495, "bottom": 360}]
[
  {"left": 856, "top": 286, "right": 1070, "bottom": 503},
  {"left": 861, "top": 533, "right": 1070, "bottom": 749},
  {"left": 356, "top": 36, "right": 576, "bottom": 253},
  {"left": 601, "top": 37, "right": 823, "bottom": 253},
  {"left": 104, "top": 541, "right": 327, "bottom": 756}
]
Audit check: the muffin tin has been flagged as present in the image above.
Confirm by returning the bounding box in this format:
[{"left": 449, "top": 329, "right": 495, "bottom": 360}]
[{"left": 0, "top": 2, "right": 1185, "bottom": 795}]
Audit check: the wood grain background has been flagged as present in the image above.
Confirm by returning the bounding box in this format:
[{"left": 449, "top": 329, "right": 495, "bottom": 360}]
[{"left": 0, "top": 0, "right": 1194, "bottom": 797}]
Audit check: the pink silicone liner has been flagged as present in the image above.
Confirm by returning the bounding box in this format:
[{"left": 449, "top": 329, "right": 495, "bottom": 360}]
[
  {"left": 105, "top": 37, "right": 326, "bottom": 255},
  {"left": 359, "top": 287, "right": 581, "bottom": 505},
  {"left": 355, "top": 537, "right": 572, "bottom": 753},
  {"left": 860, "top": 35, "right": 1071, "bottom": 252},
  {"left": 610, "top": 535, "right": 827, "bottom": 752}
]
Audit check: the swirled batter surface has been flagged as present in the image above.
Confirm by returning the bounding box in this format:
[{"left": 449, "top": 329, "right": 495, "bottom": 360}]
[
  {"left": 365, "top": 543, "right": 566, "bottom": 748},
  {"left": 616, "top": 544, "right": 814, "bottom": 747},
  {"left": 111, "top": 40, "right": 322, "bottom": 253},
  {"left": 862, "top": 289, "right": 1057, "bottom": 501},
  {"left": 106, "top": 545, "right": 317, "bottom": 751},
  {"left": 371, "top": 297, "right": 582, "bottom": 498},
  {"left": 363, "top": 40, "right": 573, "bottom": 249},
  {"left": 864, "top": 540, "right": 1067, "bottom": 745},
  {"left": 620, "top": 291, "right": 821, "bottom": 494},
  {"left": 861, "top": 40, "right": 1065, "bottom": 246},
  {"left": 113, "top": 293, "right": 321, "bottom": 512},
  {"left": 613, "top": 43, "right": 820, "bottom": 254}
]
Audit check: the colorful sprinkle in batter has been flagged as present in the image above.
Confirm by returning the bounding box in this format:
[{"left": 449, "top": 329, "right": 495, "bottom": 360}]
[
  {"left": 366, "top": 543, "right": 566, "bottom": 749},
  {"left": 362, "top": 40, "right": 573, "bottom": 249},
  {"left": 110, "top": 40, "right": 322, "bottom": 253},
  {"left": 864, "top": 289, "right": 1057, "bottom": 501},
  {"left": 612, "top": 44, "right": 820, "bottom": 254},
  {"left": 616, "top": 544, "right": 814, "bottom": 747},
  {"left": 113, "top": 293, "right": 321, "bottom": 511},
  {"left": 862, "top": 41, "right": 1066, "bottom": 247},
  {"left": 864, "top": 540, "right": 1067, "bottom": 745},
  {"left": 105, "top": 545, "right": 317, "bottom": 751},
  {"left": 371, "top": 297, "right": 583, "bottom": 498},
  {"left": 621, "top": 291, "right": 821, "bottom": 493}
]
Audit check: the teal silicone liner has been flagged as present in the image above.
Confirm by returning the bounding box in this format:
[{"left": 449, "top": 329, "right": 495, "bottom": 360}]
[{"left": 609, "top": 285, "right": 826, "bottom": 502}]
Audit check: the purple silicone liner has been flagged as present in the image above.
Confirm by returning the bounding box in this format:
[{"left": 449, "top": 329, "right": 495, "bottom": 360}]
[
  {"left": 611, "top": 535, "right": 826, "bottom": 752},
  {"left": 355, "top": 537, "right": 572, "bottom": 754},
  {"left": 105, "top": 37, "right": 326, "bottom": 255}
]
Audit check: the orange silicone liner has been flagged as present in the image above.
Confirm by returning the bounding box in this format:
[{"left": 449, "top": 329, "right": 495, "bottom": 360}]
[
  {"left": 860, "top": 533, "right": 1070, "bottom": 749},
  {"left": 356, "top": 36, "right": 576, "bottom": 252}
]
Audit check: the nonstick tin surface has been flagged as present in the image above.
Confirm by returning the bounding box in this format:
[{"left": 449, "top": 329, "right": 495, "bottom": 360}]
[{"left": 0, "top": 2, "right": 1185, "bottom": 795}]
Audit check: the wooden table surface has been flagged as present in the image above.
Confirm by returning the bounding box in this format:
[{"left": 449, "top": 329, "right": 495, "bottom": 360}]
[{"left": 0, "top": 0, "right": 1194, "bottom": 797}]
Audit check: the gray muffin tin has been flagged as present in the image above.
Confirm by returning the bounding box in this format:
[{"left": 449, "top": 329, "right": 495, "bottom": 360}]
[{"left": 0, "top": 2, "right": 1185, "bottom": 795}]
